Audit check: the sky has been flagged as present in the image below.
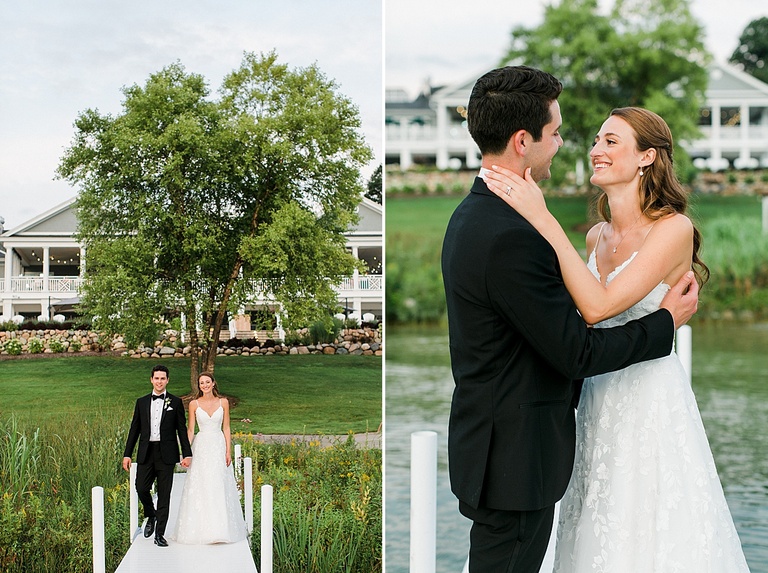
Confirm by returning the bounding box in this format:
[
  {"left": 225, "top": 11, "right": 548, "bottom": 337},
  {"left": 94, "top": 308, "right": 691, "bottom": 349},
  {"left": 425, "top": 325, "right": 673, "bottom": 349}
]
[
  {"left": 386, "top": 0, "right": 768, "bottom": 97},
  {"left": 0, "top": 1, "right": 383, "bottom": 230}
]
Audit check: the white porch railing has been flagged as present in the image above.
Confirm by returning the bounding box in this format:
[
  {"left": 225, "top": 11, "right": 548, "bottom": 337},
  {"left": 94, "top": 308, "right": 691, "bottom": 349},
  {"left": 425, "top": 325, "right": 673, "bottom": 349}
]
[
  {"left": 2, "top": 274, "right": 379, "bottom": 298},
  {"left": 339, "top": 274, "right": 382, "bottom": 291},
  {"left": 2, "top": 276, "right": 83, "bottom": 294}
]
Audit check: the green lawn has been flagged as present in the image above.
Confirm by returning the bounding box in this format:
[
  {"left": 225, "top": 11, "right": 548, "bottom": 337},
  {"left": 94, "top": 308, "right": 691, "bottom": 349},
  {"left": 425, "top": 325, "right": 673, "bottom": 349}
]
[
  {"left": 386, "top": 193, "right": 762, "bottom": 252},
  {"left": 0, "top": 355, "right": 381, "bottom": 435}
]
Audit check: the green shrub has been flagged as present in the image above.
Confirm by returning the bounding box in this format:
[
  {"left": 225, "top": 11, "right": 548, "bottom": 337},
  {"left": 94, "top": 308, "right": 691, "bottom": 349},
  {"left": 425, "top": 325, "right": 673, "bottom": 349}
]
[
  {"left": 49, "top": 339, "right": 65, "bottom": 353},
  {"left": 3, "top": 338, "right": 22, "bottom": 355},
  {"left": 284, "top": 331, "right": 311, "bottom": 346},
  {"left": 27, "top": 337, "right": 44, "bottom": 354},
  {"left": 344, "top": 317, "right": 361, "bottom": 329},
  {"left": 0, "top": 321, "right": 18, "bottom": 332},
  {"left": 241, "top": 337, "right": 260, "bottom": 348},
  {"left": 69, "top": 339, "right": 82, "bottom": 352},
  {"left": 308, "top": 318, "right": 342, "bottom": 345}
]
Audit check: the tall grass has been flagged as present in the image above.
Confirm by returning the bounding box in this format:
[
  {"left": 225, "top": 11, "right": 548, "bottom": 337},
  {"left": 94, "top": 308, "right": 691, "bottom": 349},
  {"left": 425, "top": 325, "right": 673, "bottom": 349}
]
[
  {"left": 0, "top": 416, "right": 40, "bottom": 502},
  {"left": 0, "top": 414, "right": 130, "bottom": 572},
  {"left": 700, "top": 216, "right": 768, "bottom": 315},
  {"left": 240, "top": 435, "right": 382, "bottom": 572}
]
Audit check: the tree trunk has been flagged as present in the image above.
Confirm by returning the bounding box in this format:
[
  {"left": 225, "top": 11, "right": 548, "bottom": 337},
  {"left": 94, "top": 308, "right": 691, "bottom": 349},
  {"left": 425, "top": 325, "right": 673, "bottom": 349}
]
[
  {"left": 201, "top": 256, "right": 246, "bottom": 374},
  {"left": 186, "top": 300, "right": 201, "bottom": 394},
  {"left": 202, "top": 307, "right": 227, "bottom": 374}
]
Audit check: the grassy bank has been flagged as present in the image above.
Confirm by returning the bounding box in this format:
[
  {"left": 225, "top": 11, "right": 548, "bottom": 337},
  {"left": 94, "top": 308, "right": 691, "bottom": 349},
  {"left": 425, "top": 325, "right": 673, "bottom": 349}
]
[{"left": 386, "top": 193, "right": 767, "bottom": 322}]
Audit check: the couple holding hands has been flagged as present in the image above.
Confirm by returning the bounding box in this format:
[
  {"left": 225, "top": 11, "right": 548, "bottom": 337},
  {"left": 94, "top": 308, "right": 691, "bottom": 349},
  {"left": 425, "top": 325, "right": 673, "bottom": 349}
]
[{"left": 121, "top": 365, "right": 247, "bottom": 548}]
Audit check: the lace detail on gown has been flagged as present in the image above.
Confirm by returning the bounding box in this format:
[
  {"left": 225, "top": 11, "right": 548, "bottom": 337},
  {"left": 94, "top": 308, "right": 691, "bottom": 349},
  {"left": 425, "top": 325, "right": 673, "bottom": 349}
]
[
  {"left": 170, "top": 403, "right": 248, "bottom": 544},
  {"left": 552, "top": 251, "right": 750, "bottom": 572}
]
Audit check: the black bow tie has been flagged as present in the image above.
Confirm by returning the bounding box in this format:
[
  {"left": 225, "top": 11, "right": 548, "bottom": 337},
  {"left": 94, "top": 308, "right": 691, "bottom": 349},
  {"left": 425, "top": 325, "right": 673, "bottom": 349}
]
[{"left": 152, "top": 394, "right": 165, "bottom": 401}]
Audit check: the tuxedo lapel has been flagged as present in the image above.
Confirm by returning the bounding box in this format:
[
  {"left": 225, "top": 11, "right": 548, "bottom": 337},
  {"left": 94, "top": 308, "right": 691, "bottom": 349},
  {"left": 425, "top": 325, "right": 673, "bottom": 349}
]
[
  {"left": 158, "top": 393, "right": 174, "bottom": 432},
  {"left": 142, "top": 394, "right": 152, "bottom": 433}
]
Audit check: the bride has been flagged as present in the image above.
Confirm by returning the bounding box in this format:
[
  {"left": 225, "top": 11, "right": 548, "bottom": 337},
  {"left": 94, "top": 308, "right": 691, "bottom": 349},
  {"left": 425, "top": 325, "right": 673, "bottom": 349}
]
[
  {"left": 483, "top": 107, "right": 750, "bottom": 571},
  {"left": 172, "top": 371, "right": 248, "bottom": 544}
]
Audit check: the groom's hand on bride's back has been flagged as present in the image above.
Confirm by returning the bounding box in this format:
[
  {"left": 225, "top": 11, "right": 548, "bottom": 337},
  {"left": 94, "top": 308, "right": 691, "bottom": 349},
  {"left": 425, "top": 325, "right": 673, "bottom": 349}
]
[{"left": 660, "top": 271, "right": 699, "bottom": 329}]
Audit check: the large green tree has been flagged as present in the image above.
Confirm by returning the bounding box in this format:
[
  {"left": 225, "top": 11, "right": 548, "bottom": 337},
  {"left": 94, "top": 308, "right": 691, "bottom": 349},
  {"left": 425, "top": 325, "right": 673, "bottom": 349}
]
[
  {"left": 502, "top": 0, "right": 709, "bottom": 187},
  {"left": 57, "top": 51, "right": 372, "bottom": 390},
  {"left": 730, "top": 17, "right": 768, "bottom": 84}
]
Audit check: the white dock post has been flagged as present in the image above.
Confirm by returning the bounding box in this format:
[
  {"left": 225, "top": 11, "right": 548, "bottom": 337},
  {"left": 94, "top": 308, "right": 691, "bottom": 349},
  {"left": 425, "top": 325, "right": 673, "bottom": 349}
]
[
  {"left": 244, "top": 457, "right": 253, "bottom": 534},
  {"left": 129, "top": 462, "right": 138, "bottom": 539},
  {"left": 92, "top": 486, "right": 106, "bottom": 573},
  {"left": 261, "top": 484, "right": 274, "bottom": 573},
  {"left": 235, "top": 444, "right": 242, "bottom": 479},
  {"left": 410, "top": 431, "right": 437, "bottom": 573},
  {"left": 676, "top": 325, "right": 692, "bottom": 384}
]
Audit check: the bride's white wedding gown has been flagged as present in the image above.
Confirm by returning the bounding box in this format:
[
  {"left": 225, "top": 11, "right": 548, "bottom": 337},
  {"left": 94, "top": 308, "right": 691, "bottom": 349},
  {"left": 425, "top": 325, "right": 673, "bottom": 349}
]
[
  {"left": 552, "top": 251, "right": 750, "bottom": 572},
  {"left": 172, "top": 400, "right": 248, "bottom": 544}
]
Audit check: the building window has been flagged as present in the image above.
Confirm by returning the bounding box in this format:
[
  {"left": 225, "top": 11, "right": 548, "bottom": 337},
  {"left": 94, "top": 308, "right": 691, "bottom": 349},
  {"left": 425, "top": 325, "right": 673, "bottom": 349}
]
[{"left": 720, "top": 107, "right": 740, "bottom": 127}]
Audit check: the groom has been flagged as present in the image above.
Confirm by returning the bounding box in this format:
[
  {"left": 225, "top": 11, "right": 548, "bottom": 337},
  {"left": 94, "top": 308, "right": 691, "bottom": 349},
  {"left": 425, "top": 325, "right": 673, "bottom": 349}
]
[
  {"left": 122, "top": 364, "right": 192, "bottom": 547},
  {"left": 441, "top": 66, "right": 699, "bottom": 572}
]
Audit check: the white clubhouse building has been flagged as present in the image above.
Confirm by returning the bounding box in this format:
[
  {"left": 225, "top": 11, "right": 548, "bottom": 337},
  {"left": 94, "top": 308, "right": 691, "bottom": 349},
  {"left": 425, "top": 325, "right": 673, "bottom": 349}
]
[
  {"left": 386, "top": 62, "right": 768, "bottom": 172},
  {"left": 0, "top": 197, "right": 382, "bottom": 329}
]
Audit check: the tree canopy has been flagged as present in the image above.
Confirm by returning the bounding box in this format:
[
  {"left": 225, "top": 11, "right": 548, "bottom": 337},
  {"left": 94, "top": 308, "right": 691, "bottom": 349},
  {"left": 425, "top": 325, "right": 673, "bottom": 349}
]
[
  {"left": 730, "top": 17, "right": 768, "bottom": 84},
  {"left": 57, "top": 51, "right": 372, "bottom": 389},
  {"left": 502, "top": 0, "right": 709, "bottom": 187}
]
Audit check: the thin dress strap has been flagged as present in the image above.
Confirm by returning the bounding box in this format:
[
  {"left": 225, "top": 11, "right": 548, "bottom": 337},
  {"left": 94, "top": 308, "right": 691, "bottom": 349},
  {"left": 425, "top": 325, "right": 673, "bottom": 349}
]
[{"left": 594, "top": 222, "right": 608, "bottom": 253}]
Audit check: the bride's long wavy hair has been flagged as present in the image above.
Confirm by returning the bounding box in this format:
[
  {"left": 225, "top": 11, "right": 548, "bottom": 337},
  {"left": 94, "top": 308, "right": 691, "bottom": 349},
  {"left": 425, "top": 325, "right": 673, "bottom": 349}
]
[
  {"left": 194, "top": 371, "right": 221, "bottom": 400},
  {"left": 595, "top": 107, "right": 709, "bottom": 287}
]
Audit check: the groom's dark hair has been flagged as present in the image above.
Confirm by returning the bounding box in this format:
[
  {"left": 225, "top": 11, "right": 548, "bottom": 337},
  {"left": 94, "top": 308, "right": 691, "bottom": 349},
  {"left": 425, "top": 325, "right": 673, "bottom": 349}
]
[
  {"left": 467, "top": 65, "right": 562, "bottom": 155},
  {"left": 151, "top": 364, "right": 170, "bottom": 378}
]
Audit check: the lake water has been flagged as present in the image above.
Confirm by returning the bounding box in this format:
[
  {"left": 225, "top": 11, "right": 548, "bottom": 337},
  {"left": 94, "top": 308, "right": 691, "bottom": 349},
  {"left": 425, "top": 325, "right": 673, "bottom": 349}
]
[{"left": 385, "top": 322, "right": 768, "bottom": 573}]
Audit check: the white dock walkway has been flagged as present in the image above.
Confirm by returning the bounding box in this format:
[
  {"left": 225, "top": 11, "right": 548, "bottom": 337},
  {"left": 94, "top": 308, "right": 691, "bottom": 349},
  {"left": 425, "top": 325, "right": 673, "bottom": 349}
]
[{"left": 115, "top": 473, "right": 257, "bottom": 573}]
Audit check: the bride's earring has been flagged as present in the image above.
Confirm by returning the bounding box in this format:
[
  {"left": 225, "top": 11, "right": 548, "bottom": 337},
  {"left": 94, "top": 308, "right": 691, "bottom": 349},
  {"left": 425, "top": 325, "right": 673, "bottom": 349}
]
[{"left": 639, "top": 166, "right": 644, "bottom": 176}]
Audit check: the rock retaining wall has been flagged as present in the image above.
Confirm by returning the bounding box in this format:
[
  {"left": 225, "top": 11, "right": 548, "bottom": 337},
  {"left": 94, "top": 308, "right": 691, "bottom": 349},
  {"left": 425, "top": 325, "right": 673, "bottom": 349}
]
[{"left": 0, "top": 328, "right": 383, "bottom": 357}]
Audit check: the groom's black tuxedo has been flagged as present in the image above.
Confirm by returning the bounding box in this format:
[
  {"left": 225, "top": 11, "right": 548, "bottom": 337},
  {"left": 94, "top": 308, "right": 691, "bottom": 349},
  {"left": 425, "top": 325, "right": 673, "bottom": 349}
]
[
  {"left": 123, "top": 392, "right": 192, "bottom": 537},
  {"left": 124, "top": 393, "right": 192, "bottom": 465},
  {"left": 442, "top": 179, "right": 674, "bottom": 567}
]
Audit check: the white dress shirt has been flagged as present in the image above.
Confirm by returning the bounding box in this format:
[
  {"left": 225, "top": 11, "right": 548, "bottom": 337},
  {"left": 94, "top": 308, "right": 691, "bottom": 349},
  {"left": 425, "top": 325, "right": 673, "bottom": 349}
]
[{"left": 150, "top": 393, "right": 165, "bottom": 442}]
